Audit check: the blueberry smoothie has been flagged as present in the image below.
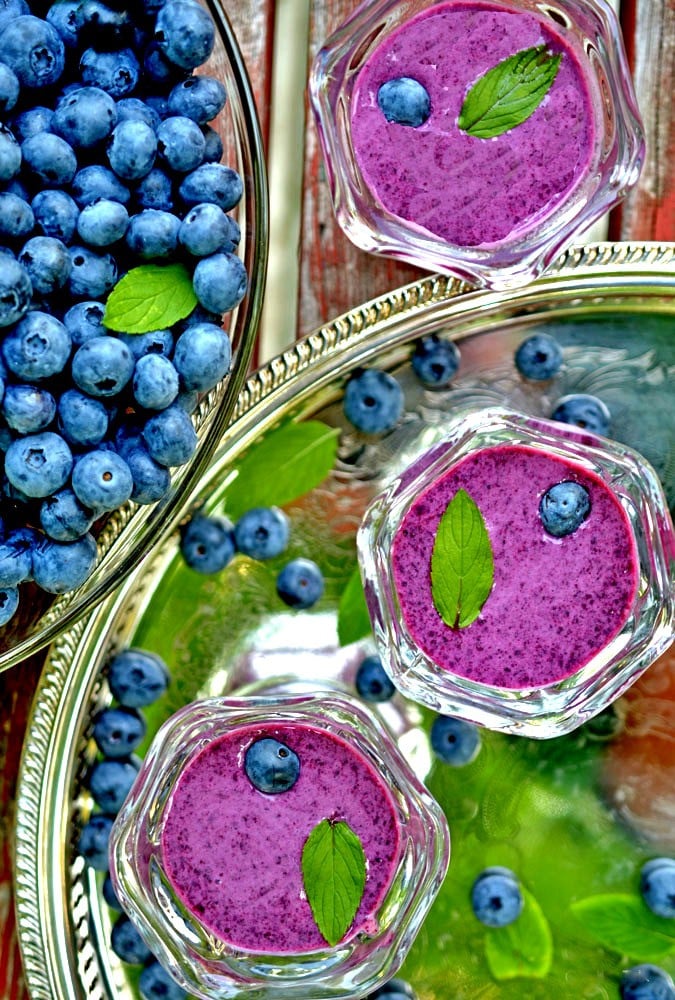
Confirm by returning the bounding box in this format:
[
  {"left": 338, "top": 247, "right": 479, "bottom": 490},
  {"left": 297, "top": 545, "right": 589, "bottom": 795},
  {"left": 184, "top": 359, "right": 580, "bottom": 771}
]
[
  {"left": 391, "top": 445, "right": 639, "bottom": 688},
  {"left": 160, "top": 721, "right": 402, "bottom": 953},
  {"left": 350, "top": 1, "right": 597, "bottom": 247}
]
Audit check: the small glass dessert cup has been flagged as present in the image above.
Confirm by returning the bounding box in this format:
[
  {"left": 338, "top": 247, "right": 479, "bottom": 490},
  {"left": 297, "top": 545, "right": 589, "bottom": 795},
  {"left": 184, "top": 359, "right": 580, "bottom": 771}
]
[
  {"left": 109, "top": 690, "right": 450, "bottom": 1000},
  {"left": 357, "top": 409, "right": 674, "bottom": 738},
  {"left": 309, "top": 0, "right": 644, "bottom": 289}
]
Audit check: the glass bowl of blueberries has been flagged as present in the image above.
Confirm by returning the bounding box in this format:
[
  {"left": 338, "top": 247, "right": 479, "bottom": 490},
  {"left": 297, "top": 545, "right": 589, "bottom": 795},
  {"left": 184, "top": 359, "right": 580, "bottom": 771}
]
[{"left": 0, "top": 0, "right": 268, "bottom": 669}]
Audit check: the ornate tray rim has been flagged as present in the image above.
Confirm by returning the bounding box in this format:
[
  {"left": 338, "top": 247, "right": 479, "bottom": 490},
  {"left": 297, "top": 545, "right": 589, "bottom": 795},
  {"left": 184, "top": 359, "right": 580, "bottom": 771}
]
[{"left": 14, "top": 241, "right": 675, "bottom": 1000}]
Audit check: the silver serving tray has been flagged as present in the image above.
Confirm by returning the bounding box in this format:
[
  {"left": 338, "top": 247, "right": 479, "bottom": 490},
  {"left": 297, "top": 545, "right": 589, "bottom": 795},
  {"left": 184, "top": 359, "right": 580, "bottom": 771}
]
[{"left": 15, "top": 243, "right": 675, "bottom": 999}]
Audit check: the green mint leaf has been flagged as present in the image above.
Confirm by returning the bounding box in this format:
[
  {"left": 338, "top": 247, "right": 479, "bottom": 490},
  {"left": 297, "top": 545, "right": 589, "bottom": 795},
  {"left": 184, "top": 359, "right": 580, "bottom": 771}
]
[
  {"left": 431, "top": 489, "right": 494, "bottom": 629},
  {"left": 485, "top": 888, "right": 553, "bottom": 980},
  {"left": 103, "top": 263, "right": 198, "bottom": 333},
  {"left": 301, "top": 818, "right": 367, "bottom": 946},
  {"left": 571, "top": 894, "right": 675, "bottom": 961},
  {"left": 458, "top": 45, "right": 562, "bottom": 139},
  {"left": 223, "top": 420, "right": 340, "bottom": 520},
  {"left": 337, "top": 565, "right": 372, "bottom": 647}
]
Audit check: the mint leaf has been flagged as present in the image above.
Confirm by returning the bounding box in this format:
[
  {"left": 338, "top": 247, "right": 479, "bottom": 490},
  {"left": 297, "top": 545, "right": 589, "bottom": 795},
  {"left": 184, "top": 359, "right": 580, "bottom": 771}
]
[
  {"left": 103, "top": 263, "right": 198, "bottom": 333},
  {"left": 337, "top": 565, "right": 372, "bottom": 647},
  {"left": 301, "top": 818, "right": 367, "bottom": 946},
  {"left": 223, "top": 420, "right": 339, "bottom": 520},
  {"left": 431, "top": 489, "right": 494, "bottom": 629},
  {"left": 485, "top": 888, "right": 553, "bottom": 980},
  {"left": 458, "top": 45, "right": 562, "bottom": 139},
  {"left": 571, "top": 894, "right": 675, "bottom": 961}
]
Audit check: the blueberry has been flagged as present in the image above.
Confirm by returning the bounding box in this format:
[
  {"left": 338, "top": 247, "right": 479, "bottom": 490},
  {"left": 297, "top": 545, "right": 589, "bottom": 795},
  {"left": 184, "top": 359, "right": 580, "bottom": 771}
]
[
  {"left": 80, "top": 47, "right": 140, "bottom": 99},
  {"left": 92, "top": 706, "right": 146, "bottom": 757},
  {"left": 355, "top": 655, "right": 396, "bottom": 702},
  {"left": 550, "top": 393, "right": 611, "bottom": 436},
  {"left": 72, "top": 449, "right": 133, "bottom": 511},
  {"left": 19, "top": 236, "right": 72, "bottom": 295},
  {"left": 0, "top": 586, "right": 19, "bottom": 626},
  {"left": 514, "top": 333, "right": 563, "bottom": 380},
  {"left": 343, "top": 369, "right": 404, "bottom": 434},
  {"left": 122, "top": 443, "right": 172, "bottom": 505},
  {"left": 53, "top": 86, "right": 117, "bottom": 148},
  {"left": 64, "top": 301, "right": 105, "bottom": 346},
  {"left": 78, "top": 814, "right": 114, "bottom": 871},
  {"left": 134, "top": 167, "right": 174, "bottom": 211},
  {"left": 132, "top": 354, "right": 179, "bottom": 410},
  {"left": 172, "top": 321, "right": 231, "bottom": 391},
  {"left": 71, "top": 336, "right": 134, "bottom": 397},
  {"left": 377, "top": 77, "right": 430, "bottom": 127},
  {"left": 201, "top": 124, "right": 223, "bottom": 163},
  {"left": 32, "top": 190, "right": 79, "bottom": 243},
  {"left": 0, "top": 125, "right": 21, "bottom": 181},
  {"left": 179, "top": 203, "right": 235, "bottom": 257},
  {"left": 138, "top": 961, "right": 187, "bottom": 1000},
  {"left": 77, "top": 199, "right": 129, "bottom": 247},
  {"left": 5, "top": 431, "right": 72, "bottom": 497},
  {"left": 0, "top": 192, "right": 35, "bottom": 239},
  {"left": 68, "top": 246, "right": 117, "bottom": 299},
  {"left": 0, "top": 251, "right": 32, "bottom": 327},
  {"left": 0, "top": 531, "right": 33, "bottom": 586},
  {"left": 40, "top": 489, "right": 95, "bottom": 542},
  {"left": 31, "top": 533, "right": 97, "bottom": 593},
  {"left": 46, "top": 0, "right": 80, "bottom": 48},
  {"left": 179, "top": 163, "right": 243, "bottom": 210},
  {"left": 244, "top": 737, "right": 300, "bottom": 794},
  {"left": 21, "top": 132, "right": 77, "bottom": 187},
  {"left": 539, "top": 481, "right": 591, "bottom": 537},
  {"left": 3, "top": 384, "right": 56, "bottom": 434},
  {"left": 471, "top": 867, "right": 524, "bottom": 927},
  {"left": 71, "top": 164, "right": 131, "bottom": 207},
  {"left": 276, "top": 558, "right": 324, "bottom": 609},
  {"left": 88, "top": 756, "right": 140, "bottom": 814},
  {"left": 168, "top": 74, "right": 228, "bottom": 125},
  {"left": 3, "top": 312, "right": 71, "bottom": 381},
  {"left": 157, "top": 115, "right": 205, "bottom": 173},
  {"left": 620, "top": 965, "right": 675, "bottom": 1000},
  {"left": 430, "top": 715, "right": 481, "bottom": 766},
  {"left": 193, "top": 251, "right": 247, "bottom": 314},
  {"left": 58, "top": 389, "right": 109, "bottom": 447},
  {"left": 142, "top": 404, "right": 198, "bottom": 467},
  {"left": 110, "top": 915, "right": 152, "bottom": 965},
  {"left": 115, "top": 97, "right": 161, "bottom": 131},
  {"left": 0, "top": 62, "right": 20, "bottom": 113},
  {"left": 102, "top": 873, "right": 123, "bottom": 911},
  {"left": 107, "top": 120, "right": 157, "bottom": 180},
  {"left": 412, "top": 335, "right": 460, "bottom": 387},
  {"left": 75, "top": 2, "right": 135, "bottom": 50},
  {"left": 126, "top": 209, "right": 180, "bottom": 259},
  {"left": 155, "top": 0, "right": 215, "bottom": 70},
  {"left": 107, "top": 647, "right": 170, "bottom": 707},
  {"left": 233, "top": 506, "right": 289, "bottom": 560},
  {"left": 10, "top": 105, "right": 54, "bottom": 142},
  {"left": 640, "top": 859, "right": 675, "bottom": 919},
  {"left": 2, "top": 16, "right": 65, "bottom": 89},
  {"left": 143, "top": 40, "right": 183, "bottom": 86},
  {"left": 180, "top": 513, "right": 236, "bottom": 574}
]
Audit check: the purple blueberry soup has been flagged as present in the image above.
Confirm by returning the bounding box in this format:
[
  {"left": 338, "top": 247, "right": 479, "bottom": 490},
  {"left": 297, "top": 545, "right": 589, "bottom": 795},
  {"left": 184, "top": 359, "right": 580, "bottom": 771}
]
[
  {"left": 390, "top": 444, "right": 639, "bottom": 689},
  {"left": 349, "top": 0, "right": 597, "bottom": 248},
  {"left": 160, "top": 720, "right": 402, "bottom": 953}
]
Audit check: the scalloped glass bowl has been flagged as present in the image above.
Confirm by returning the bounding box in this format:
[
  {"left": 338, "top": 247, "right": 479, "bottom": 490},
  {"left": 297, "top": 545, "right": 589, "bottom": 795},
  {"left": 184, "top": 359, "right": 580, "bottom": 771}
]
[
  {"left": 357, "top": 409, "right": 674, "bottom": 738},
  {"left": 0, "top": 0, "right": 268, "bottom": 672},
  {"left": 109, "top": 691, "right": 450, "bottom": 1000},
  {"left": 309, "top": 0, "right": 644, "bottom": 289}
]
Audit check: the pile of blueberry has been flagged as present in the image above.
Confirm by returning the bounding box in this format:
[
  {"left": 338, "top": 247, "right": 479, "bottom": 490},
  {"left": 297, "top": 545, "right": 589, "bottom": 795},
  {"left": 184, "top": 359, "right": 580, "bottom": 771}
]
[{"left": 0, "top": 0, "right": 248, "bottom": 628}]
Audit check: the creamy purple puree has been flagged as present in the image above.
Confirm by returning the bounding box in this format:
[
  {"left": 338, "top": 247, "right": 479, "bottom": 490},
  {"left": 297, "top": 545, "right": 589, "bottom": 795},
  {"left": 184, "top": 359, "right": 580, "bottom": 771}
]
[
  {"left": 391, "top": 445, "right": 639, "bottom": 688},
  {"left": 350, "top": 1, "right": 596, "bottom": 247},
  {"left": 160, "top": 722, "right": 401, "bottom": 953}
]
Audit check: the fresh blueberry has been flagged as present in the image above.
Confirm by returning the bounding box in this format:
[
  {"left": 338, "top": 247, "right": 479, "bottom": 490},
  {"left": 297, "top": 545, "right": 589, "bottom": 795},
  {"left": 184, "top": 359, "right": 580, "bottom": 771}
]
[
  {"left": 0, "top": 62, "right": 20, "bottom": 113},
  {"left": 2, "top": 15, "right": 65, "bottom": 89},
  {"left": 58, "top": 389, "right": 109, "bottom": 447},
  {"left": 4, "top": 431, "right": 73, "bottom": 497},
  {"left": 201, "top": 124, "right": 223, "bottom": 163},
  {"left": 122, "top": 443, "right": 172, "bottom": 505},
  {"left": 40, "top": 489, "right": 95, "bottom": 542},
  {"left": 233, "top": 506, "right": 289, "bottom": 560},
  {"left": 132, "top": 354, "right": 179, "bottom": 410},
  {"left": 142, "top": 404, "right": 198, "bottom": 467},
  {"left": 0, "top": 125, "right": 21, "bottom": 181},
  {"left": 155, "top": 0, "right": 215, "bottom": 69},
  {"left": 107, "top": 647, "right": 170, "bottom": 707},
  {"left": 550, "top": 393, "right": 611, "bottom": 436},
  {"left": 78, "top": 814, "right": 114, "bottom": 871},
  {"left": 134, "top": 167, "right": 174, "bottom": 211},
  {"left": 178, "top": 203, "right": 236, "bottom": 257},
  {"left": 107, "top": 119, "right": 157, "bottom": 180},
  {"left": 471, "top": 867, "right": 524, "bottom": 927},
  {"left": 430, "top": 715, "right": 481, "bottom": 766},
  {"left": 244, "top": 737, "right": 300, "bottom": 794},
  {"left": 0, "top": 251, "right": 32, "bottom": 327},
  {"left": 31, "top": 533, "right": 98, "bottom": 593},
  {"left": 343, "top": 369, "right": 404, "bottom": 434},
  {"left": 72, "top": 449, "right": 133, "bottom": 511},
  {"left": 157, "top": 115, "right": 206, "bottom": 173},
  {"left": 276, "top": 558, "right": 324, "bottom": 609},
  {"left": 21, "top": 132, "right": 77, "bottom": 187},
  {"left": 138, "top": 961, "right": 187, "bottom": 1000},
  {"left": 2, "top": 312, "right": 71, "bottom": 381},
  {"left": 64, "top": 301, "right": 106, "bottom": 346},
  {"left": 378, "top": 77, "right": 430, "bottom": 127},
  {"left": 80, "top": 47, "right": 140, "bottom": 99},
  {"left": 72, "top": 336, "right": 134, "bottom": 397},
  {"left": 68, "top": 246, "right": 117, "bottom": 299},
  {"left": 179, "top": 163, "right": 243, "bottom": 210},
  {"left": 2, "top": 384, "right": 56, "bottom": 434},
  {"left": 514, "top": 333, "right": 563, "bottom": 380},
  {"left": 102, "top": 874, "right": 123, "bottom": 911},
  {"left": 193, "top": 251, "right": 248, "bottom": 314},
  {"left": 77, "top": 199, "right": 129, "bottom": 247},
  {"left": 92, "top": 706, "right": 146, "bottom": 757},
  {"left": 355, "top": 655, "right": 396, "bottom": 702},
  {"left": 117, "top": 327, "right": 174, "bottom": 361},
  {"left": 88, "top": 756, "right": 140, "bottom": 814},
  {"left": 110, "top": 915, "right": 152, "bottom": 965},
  {"left": 75, "top": 2, "right": 135, "bottom": 50},
  {"left": 180, "top": 513, "right": 236, "bottom": 574},
  {"left": 46, "top": 0, "right": 80, "bottom": 48},
  {"left": 10, "top": 104, "right": 53, "bottom": 141},
  {"left": 126, "top": 209, "right": 180, "bottom": 258},
  {"left": 32, "top": 190, "right": 79, "bottom": 243},
  {"left": 71, "top": 164, "right": 131, "bottom": 207},
  {"left": 640, "top": 858, "right": 675, "bottom": 919},
  {"left": 53, "top": 86, "right": 117, "bottom": 148},
  {"left": 412, "top": 335, "right": 460, "bottom": 387},
  {"left": 539, "top": 481, "right": 591, "bottom": 538},
  {"left": 0, "top": 586, "right": 19, "bottom": 626},
  {"left": 115, "top": 97, "right": 161, "bottom": 131},
  {"left": 143, "top": 40, "right": 183, "bottom": 86},
  {"left": 168, "top": 74, "right": 227, "bottom": 125},
  {"left": 0, "top": 531, "right": 34, "bottom": 586},
  {"left": 0, "top": 192, "right": 35, "bottom": 240},
  {"left": 620, "top": 965, "right": 675, "bottom": 1000},
  {"left": 19, "top": 236, "right": 72, "bottom": 295}
]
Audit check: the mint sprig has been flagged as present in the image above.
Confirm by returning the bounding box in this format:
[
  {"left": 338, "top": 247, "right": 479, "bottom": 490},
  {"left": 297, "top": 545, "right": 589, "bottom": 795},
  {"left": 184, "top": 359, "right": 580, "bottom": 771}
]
[
  {"left": 431, "top": 489, "right": 494, "bottom": 629},
  {"left": 301, "top": 818, "right": 367, "bottom": 946},
  {"left": 571, "top": 894, "right": 675, "bottom": 961},
  {"left": 103, "top": 263, "right": 198, "bottom": 333},
  {"left": 485, "top": 888, "right": 553, "bottom": 980},
  {"left": 458, "top": 45, "right": 562, "bottom": 139}
]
